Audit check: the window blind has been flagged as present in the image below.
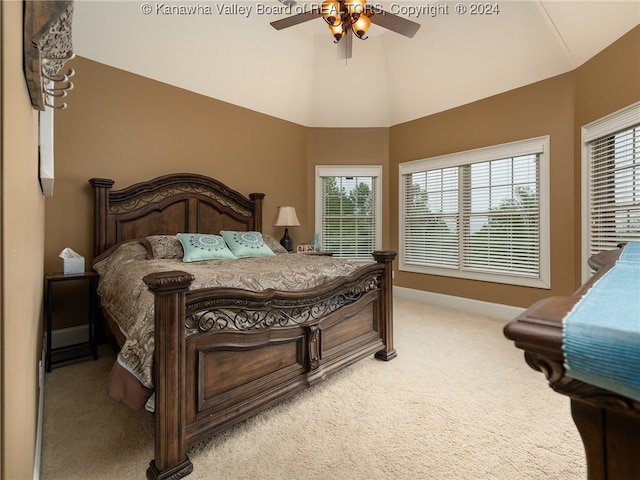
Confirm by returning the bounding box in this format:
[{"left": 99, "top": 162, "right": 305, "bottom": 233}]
[
  {"left": 321, "top": 175, "right": 377, "bottom": 260},
  {"left": 400, "top": 136, "right": 549, "bottom": 288},
  {"left": 463, "top": 155, "right": 540, "bottom": 276},
  {"left": 404, "top": 168, "right": 459, "bottom": 267},
  {"left": 588, "top": 124, "right": 640, "bottom": 255}
]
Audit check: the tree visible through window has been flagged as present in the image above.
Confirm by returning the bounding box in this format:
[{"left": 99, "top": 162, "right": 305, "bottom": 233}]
[
  {"left": 465, "top": 156, "right": 540, "bottom": 275},
  {"left": 400, "top": 137, "right": 549, "bottom": 288},
  {"left": 316, "top": 166, "right": 382, "bottom": 261}
]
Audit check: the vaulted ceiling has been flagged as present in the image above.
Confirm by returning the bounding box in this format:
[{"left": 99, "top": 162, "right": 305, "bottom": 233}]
[{"left": 72, "top": 1, "right": 640, "bottom": 127}]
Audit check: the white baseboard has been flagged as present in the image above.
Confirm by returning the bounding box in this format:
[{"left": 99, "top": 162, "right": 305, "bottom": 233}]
[
  {"left": 51, "top": 324, "right": 89, "bottom": 349},
  {"left": 393, "top": 286, "right": 525, "bottom": 322},
  {"left": 34, "top": 344, "right": 45, "bottom": 480}
]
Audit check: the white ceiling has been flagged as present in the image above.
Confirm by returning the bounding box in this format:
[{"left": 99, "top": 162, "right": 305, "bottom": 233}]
[{"left": 72, "top": 1, "right": 640, "bottom": 127}]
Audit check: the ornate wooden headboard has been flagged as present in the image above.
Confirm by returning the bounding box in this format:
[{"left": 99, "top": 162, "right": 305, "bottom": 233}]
[{"left": 89, "top": 173, "right": 265, "bottom": 258}]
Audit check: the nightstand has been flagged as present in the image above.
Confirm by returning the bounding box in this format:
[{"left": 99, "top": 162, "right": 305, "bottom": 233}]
[
  {"left": 44, "top": 271, "right": 99, "bottom": 372},
  {"left": 299, "top": 251, "right": 334, "bottom": 256}
]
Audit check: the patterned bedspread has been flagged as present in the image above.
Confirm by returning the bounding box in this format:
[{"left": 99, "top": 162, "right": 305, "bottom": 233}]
[{"left": 93, "top": 240, "right": 363, "bottom": 388}]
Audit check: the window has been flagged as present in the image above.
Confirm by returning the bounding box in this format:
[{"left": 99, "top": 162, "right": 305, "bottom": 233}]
[
  {"left": 315, "top": 166, "right": 382, "bottom": 261},
  {"left": 582, "top": 102, "right": 640, "bottom": 280},
  {"left": 399, "top": 136, "right": 550, "bottom": 288}
]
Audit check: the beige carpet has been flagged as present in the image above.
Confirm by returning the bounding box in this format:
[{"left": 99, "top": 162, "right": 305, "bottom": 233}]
[{"left": 41, "top": 297, "right": 586, "bottom": 480}]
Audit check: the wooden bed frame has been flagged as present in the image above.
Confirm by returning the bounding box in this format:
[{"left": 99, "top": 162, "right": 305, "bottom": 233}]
[
  {"left": 89, "top": 173, "right": 397, "bottom": 480},
  {"left": 504, "top": 246, "right": 640, "bottom": 480}
]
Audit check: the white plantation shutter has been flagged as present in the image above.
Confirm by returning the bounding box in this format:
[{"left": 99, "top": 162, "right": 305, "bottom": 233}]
[
  {"left": 316, "top": 166, "right": 382, "bottom": 261},
  {"left": 587, "top": 124, "right": 640, "bottom": 254},
  {"left": 400, "top": 137, "right": 549, "bottom": 288}
]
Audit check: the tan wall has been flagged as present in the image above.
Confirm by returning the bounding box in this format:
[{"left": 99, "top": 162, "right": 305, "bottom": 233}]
[
  {"left": 575, "top": 27, "right": 640, "bottom": 129},
  {"left": 1, "top": 2, "right": 46, "bottom": 478}
]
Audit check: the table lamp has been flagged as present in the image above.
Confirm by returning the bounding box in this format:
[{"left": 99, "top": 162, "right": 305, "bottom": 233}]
[{"left": 273, "top": 206, "right": 300, "bottom": 251}]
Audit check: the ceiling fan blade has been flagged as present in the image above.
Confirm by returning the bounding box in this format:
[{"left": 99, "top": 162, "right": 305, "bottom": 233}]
[
  {"left": 368, "top": 8, "right": 421, "bottom": 38},
  {"left": 270, "top": 10, "right": 320, "bottom": 30},
  {"left": 337, "top": 29, "right": 353, "bottom": 60}
]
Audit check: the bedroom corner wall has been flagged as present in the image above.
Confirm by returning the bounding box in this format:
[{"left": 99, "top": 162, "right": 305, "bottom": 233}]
[
  {"left": 1, "top": 1, "right": 46, "bottom": 479},
  {"left": 574, "top": 26, "right": 640, "bottom": 130},
  {"left": 573, "top": 25, "right": 640, "bottom": 284},
  {"left": 390, "top": 73, "right": 576, "bottom": 309},
  {"left": 305, "top": 128, "right": 391, "bottom": 248},
  {"left": 389, "top": 25, "right": 640, "bottom": 309}
]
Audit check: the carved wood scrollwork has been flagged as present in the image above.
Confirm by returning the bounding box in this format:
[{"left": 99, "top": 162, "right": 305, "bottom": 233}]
[
  {"left": 524, "top": 351, "right": 640, "bottom": 420},
  {"left": 23, "top": 0, "right": 75, "bottom": 110},
  {"left": 308, "top": 325, "right": 320, "bottom": 370},
  {"left": 109, "top": 182, "right": 253, "bottom": 218},
  {"left": 184, "top": 271, "right": 381, "bottom": 332}
]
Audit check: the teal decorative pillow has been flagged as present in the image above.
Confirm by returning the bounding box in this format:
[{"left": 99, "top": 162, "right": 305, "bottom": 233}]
[
  {"left": 220, "top": 231, "right": 276, "bottom": 258},
  {"left": 177, "top": 233, "right": 237, "bottom": 262}
]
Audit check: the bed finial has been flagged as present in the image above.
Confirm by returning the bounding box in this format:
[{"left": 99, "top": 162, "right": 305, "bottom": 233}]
[
  {"left": 89, "top": 178, "right": 115, "bottom": 258},
  {"left": 250, "top": 193, "right": 265, "bottom": 232},
  {"left": 373, "top": 250, "right": 397, "bottom": 362}
]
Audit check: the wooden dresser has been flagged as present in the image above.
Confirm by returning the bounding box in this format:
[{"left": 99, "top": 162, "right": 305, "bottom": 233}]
[{"left": 504, "top": 246, "right": 640, "bottom": 480}]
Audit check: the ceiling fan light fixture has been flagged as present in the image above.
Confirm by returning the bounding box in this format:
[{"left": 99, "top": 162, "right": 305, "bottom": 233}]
[
  {"left": 352, "top": 13, "right": 371, "bottom": 39},
  {"left": 328, "top": 22, "right": 345, "bottom": 42},
  {"left": 270, "top": 0, "right": 420, "bottom": 60},
  {"left": 346, "top": 0, "right": 366, "bottom": 16},
  {"left": 322, "top": 0, "right": 341, "bottom": 26}
]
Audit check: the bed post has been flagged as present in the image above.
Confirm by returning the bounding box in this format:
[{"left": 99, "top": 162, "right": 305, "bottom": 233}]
[
  {"left": 250, "top": 192, "right": 265, "bottom": 232},
  {"left": 89, "top": 177, "right": 115, "bottom": 257},
  {"left": 373, "top": 250, "right": 397, "bottom": 361},
  {"left": 143, "top": 271, "right": 195, "bottom": 480}
]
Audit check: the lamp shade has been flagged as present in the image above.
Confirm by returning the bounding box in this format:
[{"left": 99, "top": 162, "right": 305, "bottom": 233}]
[
  {"left": 328, "top": 22, "right": 345, "bottom": 40},
  {"left": 352, "top": 14, "right": 370, "bottom": 38},
  {"left": 322, "top": 0, "right": 341, "bottom": 25},
  {"left": 347, "top": 0, "right": 366, "bottom": 15},
  {"left": 273, "top": 206, "right": 300, "bottom": 227}
]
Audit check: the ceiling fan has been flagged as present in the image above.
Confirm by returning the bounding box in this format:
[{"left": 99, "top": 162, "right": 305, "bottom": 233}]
[{"left": 271, "top": 0, "right": 421, "bottom": 59}]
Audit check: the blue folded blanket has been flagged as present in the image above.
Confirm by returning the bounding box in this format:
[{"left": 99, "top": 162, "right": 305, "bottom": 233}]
[{"left": 563, "top": 242, "right": 640, "bottom": 401}]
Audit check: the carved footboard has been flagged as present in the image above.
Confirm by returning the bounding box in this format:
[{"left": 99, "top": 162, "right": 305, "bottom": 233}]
[{"left": 143, "top": 251, "right": 396, "bottom": 480}]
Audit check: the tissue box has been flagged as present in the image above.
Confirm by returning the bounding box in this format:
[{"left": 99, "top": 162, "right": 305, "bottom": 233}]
[
  {"left": 63, "top": 257, "right": 85, "bottom": 275},
  {"left": 59, "top": 247, "right": 85, "bottom": 275}
]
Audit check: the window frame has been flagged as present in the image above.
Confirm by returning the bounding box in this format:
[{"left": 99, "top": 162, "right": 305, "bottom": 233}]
[
  {"left": 315, "top": 165, "right": 383, "bottom": 262},
  {"left": 399, "top": 136, "right": 550, "bottom": 288},
  {"left": 581, "top": 102, "right": 640, "bottom": 282}
]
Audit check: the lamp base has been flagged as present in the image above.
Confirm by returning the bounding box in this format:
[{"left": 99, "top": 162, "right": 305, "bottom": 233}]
[{"left": 280, "top": 227, "right": 294, "bottom": 252}]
